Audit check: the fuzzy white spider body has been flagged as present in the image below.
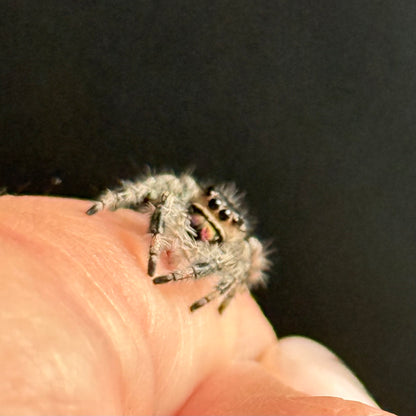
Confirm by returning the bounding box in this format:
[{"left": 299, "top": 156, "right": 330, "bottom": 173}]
[{"left": 87, "top": 173, "right": 269, "bottom": 313}]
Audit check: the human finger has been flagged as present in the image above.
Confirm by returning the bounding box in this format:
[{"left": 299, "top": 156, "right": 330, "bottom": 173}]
[
  {"left": 178, "top": 361, "right": 394, "bottom": 416},
  {"left": 0, "top": 195, "right": 275, "bottom": 414}
]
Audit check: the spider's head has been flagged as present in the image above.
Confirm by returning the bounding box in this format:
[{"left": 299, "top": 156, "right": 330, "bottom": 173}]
[
  {"left": 204, "top": 185, "right": 247, "bottom": 232},
  {"left": 189, "top": 185, "right": 248, "bottom": 243}
]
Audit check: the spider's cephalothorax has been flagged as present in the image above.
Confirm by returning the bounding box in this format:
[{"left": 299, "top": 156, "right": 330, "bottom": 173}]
[
  {"left": 86, "top": 173, "right": 269, "bottom": 313},
  {"left": 188, "top": 185, "right": 247, "bottom": 244}
]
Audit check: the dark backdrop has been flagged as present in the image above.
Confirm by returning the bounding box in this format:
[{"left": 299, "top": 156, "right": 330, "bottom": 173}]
[{"left": 1, "top": 1, "right": 415, "bottom": 415}]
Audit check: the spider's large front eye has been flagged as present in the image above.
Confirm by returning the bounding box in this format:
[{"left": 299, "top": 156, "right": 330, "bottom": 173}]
[
  {"left": 208, "top": 198, "right": 221, "bottom": 210},
  {"left": 219, "top": 209, "right": 231, "bottom": 221}
]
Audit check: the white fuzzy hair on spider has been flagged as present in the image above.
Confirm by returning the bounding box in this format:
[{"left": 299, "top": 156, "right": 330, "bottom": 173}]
[{"left": 86, "top": 172, "right": 270, "bottom": 313}]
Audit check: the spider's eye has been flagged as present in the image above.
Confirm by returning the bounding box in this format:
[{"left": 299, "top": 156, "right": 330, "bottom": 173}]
[
  {"left": 219, "top": 209, "right": 231, "bottom": 221},
  {"left": 205, "top": 186, "right": 215, "bottom": 196},
  {"left": 232, "top": 216, "right": 244, "bottom": 226},
  {"left": 208, "top": 198, "right": 221, "bottom": 210}
]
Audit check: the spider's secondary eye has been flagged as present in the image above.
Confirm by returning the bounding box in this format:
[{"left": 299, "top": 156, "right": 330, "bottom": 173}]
[
  {"left": 208, "top": 198, "right": 221, "bottom": 210},
  {"left": 232, "top": 216, "right": 244, "bottom": 226},
  {"left": 205, "top": 186, "right": 215, "bottom": 195},
  {"left": 219, "top": 209, "right": 231, "bottom": 221}
]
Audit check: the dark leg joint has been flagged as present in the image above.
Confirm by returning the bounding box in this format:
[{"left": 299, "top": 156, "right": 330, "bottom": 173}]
[
  {"left": 86, "top": 205, "right": 98, "bottom": 215},
  {"left": 148, "top": 254, "right": 157, "bottom": 276},
  {"left": 218, "top": 287, "right": 237, "bottom": 314},
  {"left": 190, "top": 291, "right": 217, "bottom": 312},
  {"left": 153, "top": 274, "right": 174, "bottom": 284},
  {"left": 192, "top": 262, "right": 218, "bottom": 279},
  {"left": 218, "top": 297, "right": 232, "bottom": 314},
  {"left": 190, "top": 297, "right": 209, "bottom": 312}
]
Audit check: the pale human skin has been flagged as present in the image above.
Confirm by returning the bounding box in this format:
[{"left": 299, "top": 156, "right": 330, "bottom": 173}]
[{"left": 0, "top": 196, "right": 396, "bottom": 415}]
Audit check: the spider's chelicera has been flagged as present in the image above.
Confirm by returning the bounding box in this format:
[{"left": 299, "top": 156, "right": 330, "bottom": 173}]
[{"left": 86, "top": 173, "right": 269, "bottom": 313}]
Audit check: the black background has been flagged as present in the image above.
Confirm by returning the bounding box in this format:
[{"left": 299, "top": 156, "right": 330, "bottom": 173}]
[{"left": 1, "top": 1, "right": 415, "bottom": 415}]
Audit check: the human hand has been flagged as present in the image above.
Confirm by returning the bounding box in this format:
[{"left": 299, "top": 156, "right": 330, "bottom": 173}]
[{"left": 0, "top": 196, "right": 395, "bottom": 415}]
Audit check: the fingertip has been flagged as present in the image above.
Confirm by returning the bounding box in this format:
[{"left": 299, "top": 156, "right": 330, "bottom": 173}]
[
  {"left": 177, "top": 361, "right": 395, "bottom": 416},
  {"left": 259, "top": 335, "right": 379, "bottom": 408}
]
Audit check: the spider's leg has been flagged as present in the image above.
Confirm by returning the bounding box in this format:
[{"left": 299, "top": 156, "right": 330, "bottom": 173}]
[
  {"left": 86, "top": 201, "right": 105, "bottom": 215},
  {"left": 190, "top": 278, "right": 236, "bottom": 312},
  {"left": 190, "top": 289, "right": 221, "bottom": 312},
  {"left": 86, "top": 183, "right": 149, "bottom": 215},
  {"left": 87, "top": 173, "right": 200, "bottom": 216},
  {"left": 217, "top": 285, "right": 238, "bottom": 314},
  {"left": 147, "top": 192, "right": 169, "bottom": 276},
  {"left": 153, "top": 260, "right": 219, "bottom": 284}
]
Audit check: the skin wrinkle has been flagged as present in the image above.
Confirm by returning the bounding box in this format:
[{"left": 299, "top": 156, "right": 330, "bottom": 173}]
[
  {"left": 155, "top": 304, "right": 186, "bottom": 412},
  {"left": 49, "top": 217, "right": 156, "bottom": 413},
  {"left": 0, "top": 198, "right": 155, "bottom": 414},
  {"left": 0, "top": 269, "right": 123, "bottom": 414},
  {"left": 37, "top": 234, "right": 130, "bottom": 341},
  {"left": 148, "top": 291, "right": 217, "bottom": 414}
]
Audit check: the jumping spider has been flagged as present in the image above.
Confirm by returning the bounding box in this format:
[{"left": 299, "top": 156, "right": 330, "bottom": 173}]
[{"left": 86, "top": 173, "right": 269, "bottom": 313}]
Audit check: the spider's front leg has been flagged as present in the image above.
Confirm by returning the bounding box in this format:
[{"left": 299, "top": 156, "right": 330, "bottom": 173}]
[
  {"left": 86, "top": 173, "right": 199, "bottom": 216},
  {"left": 86, "top": 185, "right": 172, "bottom": 277},
  {"left": 86, "top": 174, "right": 201, "bottom": 277},
  {"left": 147, "top": 192, "right": 169, "bottom": 276},
  {"left": 86, "top": 180, "right": 151, "bottom": 215}
]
